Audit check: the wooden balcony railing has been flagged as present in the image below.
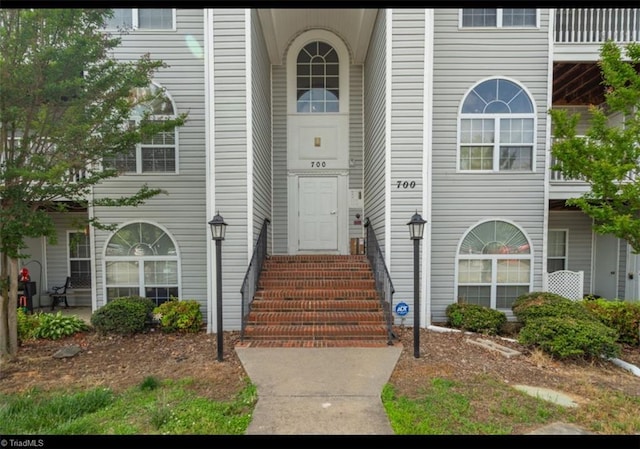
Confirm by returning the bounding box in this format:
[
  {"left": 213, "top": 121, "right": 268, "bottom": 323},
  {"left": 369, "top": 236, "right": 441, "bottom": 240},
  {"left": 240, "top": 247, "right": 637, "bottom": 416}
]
[{"left": 555, "top": 8, "right": 640, "bottom": 43}]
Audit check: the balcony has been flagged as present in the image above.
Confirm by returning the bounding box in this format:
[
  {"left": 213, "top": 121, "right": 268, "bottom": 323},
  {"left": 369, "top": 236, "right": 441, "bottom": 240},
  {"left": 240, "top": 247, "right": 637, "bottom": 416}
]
[
  {"left": 555, "top": 8, "right": 640, "bottom": 44},
  {"left": 554, "top": 8, "right": 640, "bottom": 62}
]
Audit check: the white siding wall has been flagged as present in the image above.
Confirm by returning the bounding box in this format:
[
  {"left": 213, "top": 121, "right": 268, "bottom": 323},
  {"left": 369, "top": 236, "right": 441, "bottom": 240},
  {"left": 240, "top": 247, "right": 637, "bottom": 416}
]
[
  {"left": 363, "top": 10, "right": 387, "bottom": 246},
  {"left": 92, "top": 10, "right": 208, "bottom": 311},
  {"left": 430, "top": 9, "right": 551, "bottom": 321},
  {"left": 251, "top": 10, "right": 273, "bottom": 246},
  {"left": 211, "top": 9, "right": 249, "bottom": 329},
  {"left": 548, "top": 210, "right": 593, "bottom": 294},
  {"left": 388, "top": 9, "right": 426, "bottom": 324},
  {"left": 272, "top": 65, "right": 288, "bottom": 253},
  {"left": 349, "top": 64, "right": 366, "bottom": 242}
]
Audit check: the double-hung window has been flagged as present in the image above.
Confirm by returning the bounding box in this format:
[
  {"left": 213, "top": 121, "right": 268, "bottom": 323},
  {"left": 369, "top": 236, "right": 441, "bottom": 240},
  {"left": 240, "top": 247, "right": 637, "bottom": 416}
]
[
  {"left": 69, "top": 231, "right": 92, "bottom": 289},
  {"left": 547, "top": 230, "right": 568, "bottom": 272},
  {"left": 105, "top": 9, "right": 175, "bottom": 31},
  {"left": 459, "top": 78, "right": 535, "bottom": 172},
  {"left": 461, "top": 9, "right": 537, "bottom": 28},
  {"left": 104, "top": 83, "right": 178, "bottom": 174}
]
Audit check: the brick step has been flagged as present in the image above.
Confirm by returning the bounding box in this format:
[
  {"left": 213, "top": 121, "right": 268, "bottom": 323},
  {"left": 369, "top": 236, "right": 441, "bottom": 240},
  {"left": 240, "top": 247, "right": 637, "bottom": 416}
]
[
  {"left": 242, "top": 324, "right": 389, "bottom": 340},
  {"left": 266, "top": 255, "right": 368, "bottom": 263},
  {"left": 254, "top": 288, "right": 379, "bottom": 300},
  {"left": 236, "top": 340, "right": 393, "bottom": 348},
  {"left": 263, "top": 262, "right": 371, "bottom": 271},
  {"left": 258, "top": 279, "right": 376, "bottom": 289},
  {"left": 246, "top": 311, "right": 385, "bottom": 325},
  {"left": 249, "top": 299, "right": 383, "bottom": 311},
  {"left": 259, "top": 270, "right": 374, "bottom": 280}
]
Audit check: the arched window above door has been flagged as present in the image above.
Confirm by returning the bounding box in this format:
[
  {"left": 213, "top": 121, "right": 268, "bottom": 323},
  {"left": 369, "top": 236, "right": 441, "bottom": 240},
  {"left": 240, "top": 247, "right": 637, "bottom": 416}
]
[{"left": 296, "top": 41, "right": 340, "bottom": 113}]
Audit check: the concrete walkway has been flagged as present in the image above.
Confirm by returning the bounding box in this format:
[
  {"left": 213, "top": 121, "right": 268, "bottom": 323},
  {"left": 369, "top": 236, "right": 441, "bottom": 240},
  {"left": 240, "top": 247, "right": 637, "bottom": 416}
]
[{"left": 235, "top": 345, "right": 402, "bottom": 435}]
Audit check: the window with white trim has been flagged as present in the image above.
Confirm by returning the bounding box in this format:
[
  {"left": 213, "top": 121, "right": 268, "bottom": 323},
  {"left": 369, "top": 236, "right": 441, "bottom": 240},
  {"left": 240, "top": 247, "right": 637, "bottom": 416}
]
[
  {"left": 547, "top": 229, "right": 568, "bottom": 272},
  {"left": 103, "top": 83, "right": 177, "bottom": 174},
  {"left": 104, "top": 222, "right": 179, "bottom": 307},
  {"left": 69, "top": 231, "right": 92, "bottom": 289},
  {"left": 459, "top": 78, "right": 535, "bottom": 172},
  {"left": 461, "top": 9, "right": 537, "bottom": 28},
  {"left": 457, "top": 220, "right": 532, "bottom": 310},
  {"left": 105, "top": 9, "right": 175, "bottom": 31}
]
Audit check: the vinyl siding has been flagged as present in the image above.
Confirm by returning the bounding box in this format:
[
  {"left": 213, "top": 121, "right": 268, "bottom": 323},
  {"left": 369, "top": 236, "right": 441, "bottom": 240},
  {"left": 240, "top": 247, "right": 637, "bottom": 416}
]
[
  {"left": 349, "top": 64, "right": 365, "bottom": 242},
  {"left": 363, "top": 10, "right": 387, "bottom": 247},
  {"left": 272, "top": 65, "right": 288, "bottom": 253},
  {"left": 548, "top": 210, "right": 593, "bottom": 295},
  {"left": 430, "top": 9, "right": 551, "bottom": 321},
  {"left": 92, "top": 10, "right": 208, "bottom": 312},
  {"left": 251, "top": 10, "right": 273, "bottom": 248},
  {"left": 389, "top": 9, "right": 426, "bottom": 324},
  {"left": 212, "top": 9, "right": 249, "bottom": 329}
]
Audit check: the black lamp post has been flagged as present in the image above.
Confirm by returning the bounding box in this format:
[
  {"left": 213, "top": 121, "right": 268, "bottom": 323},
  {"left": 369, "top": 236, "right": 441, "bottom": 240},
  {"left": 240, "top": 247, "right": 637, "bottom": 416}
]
[
  {"left": 407, "top": 211, "right": 426, "bottom": 358},
  {"left": 208, "top": 212, "right": 227, "bottom": 362}
]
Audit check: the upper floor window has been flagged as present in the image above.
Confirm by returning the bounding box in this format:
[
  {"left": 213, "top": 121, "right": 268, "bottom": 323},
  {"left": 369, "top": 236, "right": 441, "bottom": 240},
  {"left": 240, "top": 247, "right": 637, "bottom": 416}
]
[
  {"left": 457, "top": 220, "right": 532, "bottom": 310},
  {"left": 461, "top": 9, "right": 537, "bottom": 28},
  {"left": 459, "top": 78, "right": 535, "bottom": 172},
  {"left": 105, "top": 9, "right": 175, "bottom": 31},
  {"left": 296, "top": 41, "right": 339, "bottom": 113},
  {"left": 103, "top": 83, "right": 178, "bottom": 174}
]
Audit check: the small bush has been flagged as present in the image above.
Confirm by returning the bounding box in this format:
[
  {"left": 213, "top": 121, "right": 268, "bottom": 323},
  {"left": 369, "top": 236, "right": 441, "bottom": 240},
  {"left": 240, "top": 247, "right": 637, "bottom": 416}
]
[
  {"left": 17, "top": 309, "right": 41, "bottom": 342},
  {"left": 153, "top": 298, "right": 203, "bottom": 333},
  {"left": 512, "top": 291, "right": 598, "bottom": 324},
  {"left": 445, "top": 303, "right": 507, "bottom": 335},
  {"left": 583, "top": 299, "right": 640, "bottom": 346},
  {"left": 139, "top": 376, "right": 161, "bottom": 391},
  {"left": 517, "top": 316, "right": 620, "bottom": 359},
  {"left": 32, "top": 312, "right": 89, "bottom": 340},
  {"left": 91, "top": 296, "right": 152, "bottom": 335}
]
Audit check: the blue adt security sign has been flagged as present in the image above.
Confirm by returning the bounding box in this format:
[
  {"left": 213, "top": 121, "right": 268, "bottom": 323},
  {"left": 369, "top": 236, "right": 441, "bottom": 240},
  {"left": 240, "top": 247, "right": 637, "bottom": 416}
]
[{"left": 395, "top": 302, "right": 409, "bottom": 316}]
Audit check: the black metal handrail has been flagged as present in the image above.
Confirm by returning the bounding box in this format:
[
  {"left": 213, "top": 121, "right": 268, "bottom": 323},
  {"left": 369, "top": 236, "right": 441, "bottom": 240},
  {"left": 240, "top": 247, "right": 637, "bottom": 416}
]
[
  {"left": 364, "top": 217, "right": 396, "bottom": 345},
  {"left": 239, "top": 218, "right": 270, "bottom": 341}
]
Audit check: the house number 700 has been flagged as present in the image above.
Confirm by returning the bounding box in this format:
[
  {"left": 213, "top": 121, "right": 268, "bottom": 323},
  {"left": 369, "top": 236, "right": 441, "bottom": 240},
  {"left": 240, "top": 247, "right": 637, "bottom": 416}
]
[
  {"left": 396, "top": 180, "right": 416, "bottom": 189},
  {"left": 311, "top": 161, "right": 327, "bottom": 168}
]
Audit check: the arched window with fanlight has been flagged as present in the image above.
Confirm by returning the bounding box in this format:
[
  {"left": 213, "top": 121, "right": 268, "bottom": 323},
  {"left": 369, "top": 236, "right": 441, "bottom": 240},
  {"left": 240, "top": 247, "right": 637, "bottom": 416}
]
[
  {"left": 104, "top": 222, "right": 179, "bottom": 306},
  {"left": 296, "top": 41, "right": 339, "bottom": 113},
  {"left": 104, "top": 82, "right": 178, "bottom": 174},
  {"left": 457, "top": 220, "right": 532, "bottom": 310},
  {"left": 458, "top": 78, "right": 535, "bottom": 172}
]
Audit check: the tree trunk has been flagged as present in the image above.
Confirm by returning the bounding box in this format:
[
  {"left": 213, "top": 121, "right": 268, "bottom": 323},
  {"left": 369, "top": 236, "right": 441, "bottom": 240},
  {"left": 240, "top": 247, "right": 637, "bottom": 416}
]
[{"left": 0, "top": 256, "right": 19, "bottom": 364}]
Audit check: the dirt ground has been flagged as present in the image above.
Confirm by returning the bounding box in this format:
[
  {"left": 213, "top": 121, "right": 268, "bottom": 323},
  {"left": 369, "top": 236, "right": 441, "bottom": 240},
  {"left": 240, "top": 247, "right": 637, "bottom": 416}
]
[{"left": 1, "top": 325, "right": 639, "bottom": 403}]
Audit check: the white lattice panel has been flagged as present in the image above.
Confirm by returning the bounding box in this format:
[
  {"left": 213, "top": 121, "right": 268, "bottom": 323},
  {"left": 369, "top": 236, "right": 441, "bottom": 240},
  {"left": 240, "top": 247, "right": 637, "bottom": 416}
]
[{"left": 543, "top": 270, "right": 584, "bottom": 300}]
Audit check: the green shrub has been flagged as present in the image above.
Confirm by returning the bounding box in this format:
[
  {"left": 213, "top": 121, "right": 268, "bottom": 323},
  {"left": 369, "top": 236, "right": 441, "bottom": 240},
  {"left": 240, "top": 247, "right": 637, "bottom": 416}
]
[
  {"left": 91, "top": 296, "right": 152, "bottom": 335},
  {"left": 512, "top": 291, "right": 598, "bottom": 324},
  {"left": 17, "top": 309, "right": 41, "bottom": 342},
  {"left": 517, "top": 316, "right": 620, "bottom": 359},
  {"left": 445, "top": 303, "right": 507, "bottom": 335},
  {"left": 582, "top": 299, "right": 640, "bottom": 346},
  {"left": 153, "top": 299, "right": 203, "bottom": 333},
  {"left": 32, "top": 311, "right": 89, "bottom": 340}
]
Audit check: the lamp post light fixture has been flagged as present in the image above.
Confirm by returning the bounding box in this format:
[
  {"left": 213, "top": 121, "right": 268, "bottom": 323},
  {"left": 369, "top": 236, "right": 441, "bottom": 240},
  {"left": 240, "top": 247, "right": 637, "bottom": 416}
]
[
  {"left": 407, "top": 211, "right": 426, "bottom": 358},
  {"left": 208, "top": 212, "right": 227, "bottom": 362}
]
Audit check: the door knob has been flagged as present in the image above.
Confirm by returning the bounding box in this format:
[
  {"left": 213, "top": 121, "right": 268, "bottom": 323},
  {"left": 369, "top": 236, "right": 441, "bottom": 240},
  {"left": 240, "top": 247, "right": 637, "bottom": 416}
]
[{"left": 330, "top": 210, "right": 336, "bottom": 215}]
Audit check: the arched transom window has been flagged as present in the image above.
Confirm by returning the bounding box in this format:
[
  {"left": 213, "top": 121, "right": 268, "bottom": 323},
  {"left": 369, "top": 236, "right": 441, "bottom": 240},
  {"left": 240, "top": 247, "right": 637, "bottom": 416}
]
[
  {"left": 457, "top": 220, "right": 532, "bottom": 310},
  {"left": 459, "top": 78, "right": 535, "bottom": 171},
  {"left": 104, "top": 222, "right": 179, "bottom": 306},
  {"left": 296, "top": 41, "right": 339, "bottom": 113}
]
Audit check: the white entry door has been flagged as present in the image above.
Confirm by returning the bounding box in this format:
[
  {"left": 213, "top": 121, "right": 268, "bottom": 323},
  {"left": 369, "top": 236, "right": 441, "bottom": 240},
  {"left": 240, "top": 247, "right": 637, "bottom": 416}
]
[
  {"left": 594, "top": 233, "right": 619, "bottom": 299},
  {"left": 298, "top": 176, "right": 338, "bottom": 251}
]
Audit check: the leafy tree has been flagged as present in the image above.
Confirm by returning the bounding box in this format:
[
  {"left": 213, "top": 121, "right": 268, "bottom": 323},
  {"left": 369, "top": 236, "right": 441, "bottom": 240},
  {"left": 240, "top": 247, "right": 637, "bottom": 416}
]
[
  {"left": 549, "top": 40, "right": 640, "bottom": 252},
  {"left": 0, "top": 9, "right": 186, "bottom": 362}
]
